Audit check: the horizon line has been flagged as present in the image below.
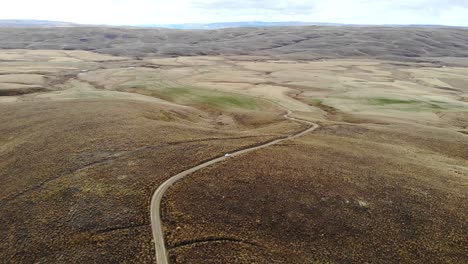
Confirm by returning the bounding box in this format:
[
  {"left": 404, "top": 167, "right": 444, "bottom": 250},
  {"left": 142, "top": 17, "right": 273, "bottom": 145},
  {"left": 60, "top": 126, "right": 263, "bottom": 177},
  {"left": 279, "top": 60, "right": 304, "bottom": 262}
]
[{"left": 1, "top": 19, "right": 467, "bottom": 28}]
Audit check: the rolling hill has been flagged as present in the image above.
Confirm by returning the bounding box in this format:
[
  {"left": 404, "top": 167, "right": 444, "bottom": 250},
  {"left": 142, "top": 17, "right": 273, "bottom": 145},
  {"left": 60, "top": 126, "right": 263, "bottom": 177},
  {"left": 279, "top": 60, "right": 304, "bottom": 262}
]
[{"left": 0, "top": 26, "right": 467, "bottom": 60}]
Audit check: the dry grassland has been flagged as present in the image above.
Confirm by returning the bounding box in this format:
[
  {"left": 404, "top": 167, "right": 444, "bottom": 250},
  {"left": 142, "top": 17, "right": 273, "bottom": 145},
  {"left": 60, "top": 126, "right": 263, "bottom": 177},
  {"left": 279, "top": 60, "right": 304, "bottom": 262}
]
[
  {"left": 0, "top": 49, "right": 467, "bottom": 263},
  {"left": 0, "top": 50, "right": 303, "bottom": 262},
  {"left": 164, "top": 122, "right": 467, "bottom": 263}
]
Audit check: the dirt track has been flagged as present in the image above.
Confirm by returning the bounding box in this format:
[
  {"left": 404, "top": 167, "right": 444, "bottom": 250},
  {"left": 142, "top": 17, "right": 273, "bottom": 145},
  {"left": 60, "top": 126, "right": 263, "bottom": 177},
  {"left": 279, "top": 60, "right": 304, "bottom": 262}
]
[{"left": 150, "top": 111, "right": 319, "bottom": 264}]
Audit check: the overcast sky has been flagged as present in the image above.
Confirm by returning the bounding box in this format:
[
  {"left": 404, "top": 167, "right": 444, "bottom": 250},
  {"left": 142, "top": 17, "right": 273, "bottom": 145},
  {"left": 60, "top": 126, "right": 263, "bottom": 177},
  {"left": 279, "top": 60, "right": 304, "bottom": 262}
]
[{"left": 1, "top": 0, "right": 468, "bottom": 26}]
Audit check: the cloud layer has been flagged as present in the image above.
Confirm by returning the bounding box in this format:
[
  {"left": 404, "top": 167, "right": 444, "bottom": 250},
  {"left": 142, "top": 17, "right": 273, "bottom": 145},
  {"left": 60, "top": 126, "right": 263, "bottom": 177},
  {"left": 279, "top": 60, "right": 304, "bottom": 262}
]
[{"left": 1, "top": 0, "right": 467, "bottom": 26}]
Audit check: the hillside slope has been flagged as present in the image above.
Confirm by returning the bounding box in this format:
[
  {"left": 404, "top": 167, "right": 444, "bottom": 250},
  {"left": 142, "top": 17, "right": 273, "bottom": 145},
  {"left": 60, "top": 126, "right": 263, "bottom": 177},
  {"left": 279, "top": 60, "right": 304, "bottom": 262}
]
[{"left": 0, "top": 26, "right": 467, "bottom": 59}]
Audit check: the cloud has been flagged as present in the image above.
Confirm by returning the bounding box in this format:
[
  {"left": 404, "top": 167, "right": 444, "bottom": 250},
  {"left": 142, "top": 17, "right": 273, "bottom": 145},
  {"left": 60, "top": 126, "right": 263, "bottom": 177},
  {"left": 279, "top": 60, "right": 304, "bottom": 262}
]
[{"left": 0, "top": 0, "right": 467, "bottom": 26}]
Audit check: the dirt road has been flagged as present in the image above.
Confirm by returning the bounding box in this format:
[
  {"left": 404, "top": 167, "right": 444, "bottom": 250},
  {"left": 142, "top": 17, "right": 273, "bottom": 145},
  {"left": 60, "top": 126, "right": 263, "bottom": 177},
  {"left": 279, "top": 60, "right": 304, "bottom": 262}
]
[{"left": 150, "top": 111, "right": 319, "bottom": 264}]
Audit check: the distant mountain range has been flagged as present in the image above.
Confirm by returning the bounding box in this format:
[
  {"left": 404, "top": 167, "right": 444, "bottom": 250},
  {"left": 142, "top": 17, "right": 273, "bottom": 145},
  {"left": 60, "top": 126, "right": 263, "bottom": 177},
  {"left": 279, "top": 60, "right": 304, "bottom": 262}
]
[
  {"left": 0, "top": 20, "right": 463, "bottom": 29},
  {"left": 143, "top": 22, "right": 466, "bottom": 30},
  {"left": 0, "top": 20, "right": 78, "bottom": 27},
  {"left": 0, "top": 20, "right": 343, "bottom": 29},
  {"left": 139, "top": 21, "right": 344, "bottom": 29}
]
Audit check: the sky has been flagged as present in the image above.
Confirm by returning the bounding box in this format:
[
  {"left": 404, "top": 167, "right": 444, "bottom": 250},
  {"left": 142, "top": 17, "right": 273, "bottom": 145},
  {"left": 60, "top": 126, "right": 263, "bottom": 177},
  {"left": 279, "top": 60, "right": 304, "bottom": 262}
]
[{"left": 1, "top": 0, "right": 468, "bottom": 26}]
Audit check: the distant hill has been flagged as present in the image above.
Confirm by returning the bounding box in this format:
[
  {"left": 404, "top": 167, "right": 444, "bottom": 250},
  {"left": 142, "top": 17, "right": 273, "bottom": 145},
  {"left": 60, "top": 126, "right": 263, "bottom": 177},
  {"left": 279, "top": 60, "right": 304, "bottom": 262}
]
[
  {"left": 0, "top": 20, "right": 78, "bottom": 27},
  {"left": 1, "top": 25, "right": 467, "bottom": 60},
  {"left": 139, "top": 22, "right": 463, "bottom": 30},
  {"left": 0, "top": 20, "right": 463, "bottom": 30},
  {"left": 140, "top": 21, "right": 343, "bottom": 29}
]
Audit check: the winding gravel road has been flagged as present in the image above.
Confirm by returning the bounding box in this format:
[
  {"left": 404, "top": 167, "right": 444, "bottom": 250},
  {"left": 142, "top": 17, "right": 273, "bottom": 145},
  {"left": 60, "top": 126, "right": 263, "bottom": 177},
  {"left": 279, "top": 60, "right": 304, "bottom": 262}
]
[{"left": 150, "top": 111, "right": 319, "bottom": 264}]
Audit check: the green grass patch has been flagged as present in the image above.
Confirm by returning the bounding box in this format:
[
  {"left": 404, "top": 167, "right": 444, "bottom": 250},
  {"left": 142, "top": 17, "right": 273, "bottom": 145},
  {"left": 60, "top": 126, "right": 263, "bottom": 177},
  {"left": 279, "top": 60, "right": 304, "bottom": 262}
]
[
  {"left": 199, "top": 95, "right": 257, "bottom": 109},
  {"left": 119, "top": 80, "right": 258, "bottom": 110},
  {"left": 160, "top": 87, "right": 192, "bottom": 97},
  {"left": 309, "top": 98, "right": 323, "bottom": 106},
  {"left": 366, "top": 97, "right": 455, "bottom": 112},
  {"left": 133, "top": 85, "right": 258, "bottom": 110},
  {"left": 368, "top": 97, "right": 420, "bottom": 105}
]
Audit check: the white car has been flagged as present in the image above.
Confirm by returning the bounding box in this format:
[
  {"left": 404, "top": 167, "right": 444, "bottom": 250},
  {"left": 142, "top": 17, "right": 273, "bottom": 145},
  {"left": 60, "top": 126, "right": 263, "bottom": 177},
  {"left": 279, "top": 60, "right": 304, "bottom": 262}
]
[{"left": 224, "top": 153, "right": 232, "bottom": 157}]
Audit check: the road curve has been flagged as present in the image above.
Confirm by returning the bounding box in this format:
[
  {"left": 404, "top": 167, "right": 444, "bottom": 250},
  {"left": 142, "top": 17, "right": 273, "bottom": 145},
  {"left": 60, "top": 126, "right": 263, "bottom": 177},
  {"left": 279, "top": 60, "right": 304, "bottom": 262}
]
[{"left": 150, "top": 111, "right": 319, "bottom": 264}]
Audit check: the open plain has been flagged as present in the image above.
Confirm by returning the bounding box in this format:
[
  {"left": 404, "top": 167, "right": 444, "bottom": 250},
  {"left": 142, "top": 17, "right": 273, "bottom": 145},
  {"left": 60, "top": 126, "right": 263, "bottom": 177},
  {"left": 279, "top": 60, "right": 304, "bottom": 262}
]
[{"left": 0, "top": 26, "right": 467, "bottom": 263}]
